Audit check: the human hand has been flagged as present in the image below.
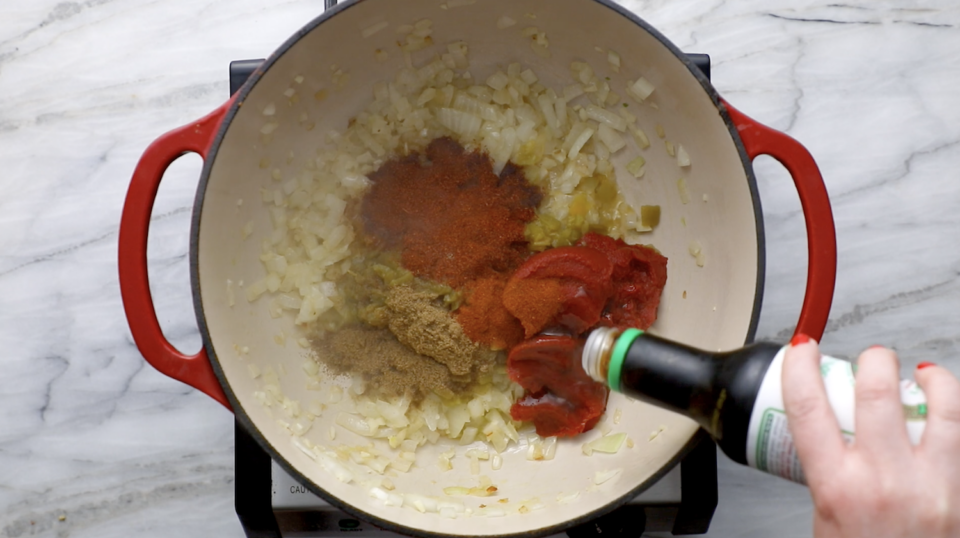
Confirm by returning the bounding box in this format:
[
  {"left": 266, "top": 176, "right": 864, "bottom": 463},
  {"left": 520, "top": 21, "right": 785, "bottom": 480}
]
[{"left": 782, "top": 335, "right": 960, "bottom": 538}]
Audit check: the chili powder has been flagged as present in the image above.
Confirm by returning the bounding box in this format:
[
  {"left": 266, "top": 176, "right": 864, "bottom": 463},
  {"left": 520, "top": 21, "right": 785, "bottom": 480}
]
[{"left": 361, "top": 137, "right": 542, "bottom": 289}]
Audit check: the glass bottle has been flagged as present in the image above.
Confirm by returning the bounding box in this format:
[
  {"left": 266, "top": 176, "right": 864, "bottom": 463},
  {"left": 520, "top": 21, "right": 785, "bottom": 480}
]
[{"left": 582, "top": 327, "right": 927, "bottom": 484}]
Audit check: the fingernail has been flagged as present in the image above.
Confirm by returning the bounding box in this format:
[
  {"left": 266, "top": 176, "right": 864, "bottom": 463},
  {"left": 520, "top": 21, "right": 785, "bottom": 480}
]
[
  {"left": 917, "top": 362, "right": 936, "bottom": 370},
  {"left": 790, "top": 333, "right": 811, "bottom": 347},
  {"left": 868, "top": 345, "right": 885, "bottom": 351}
]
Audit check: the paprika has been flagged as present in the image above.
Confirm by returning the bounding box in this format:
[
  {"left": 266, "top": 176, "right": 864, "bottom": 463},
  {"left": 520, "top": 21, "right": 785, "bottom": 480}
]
[{"left": 361, "top": 137, "right": 542, "bottom": 289}]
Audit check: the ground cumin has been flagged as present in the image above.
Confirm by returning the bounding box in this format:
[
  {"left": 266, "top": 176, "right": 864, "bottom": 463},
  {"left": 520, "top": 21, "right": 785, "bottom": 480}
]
[
  {"left": 311, "top": 285, "right": 497, "bottom": 401},
  {"left": 313, "top": 326, "right": 465, "bottom": 400},
  {"left": 384, "top": 286, "right": 496, "bottom": 377}
]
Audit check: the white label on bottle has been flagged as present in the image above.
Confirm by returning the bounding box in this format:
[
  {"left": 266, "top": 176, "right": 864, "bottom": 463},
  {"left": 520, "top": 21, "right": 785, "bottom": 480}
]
[{"left": 744, "top": 347, "right": 927, "bottom": 484}]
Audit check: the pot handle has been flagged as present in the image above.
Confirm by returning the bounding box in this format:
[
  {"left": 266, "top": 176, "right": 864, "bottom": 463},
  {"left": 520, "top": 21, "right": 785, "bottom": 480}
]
[
  {"left": 118, "top": 100, "right": 235, "bottom": 411},
  {"left": 722, "top": 100, "right": 837, "bottom": 341}
]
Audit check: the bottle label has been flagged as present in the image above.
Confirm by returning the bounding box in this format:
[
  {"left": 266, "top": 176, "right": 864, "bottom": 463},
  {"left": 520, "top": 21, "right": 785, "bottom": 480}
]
[{"left": 745, "top": 347, "right": 926, "bottom": 484}]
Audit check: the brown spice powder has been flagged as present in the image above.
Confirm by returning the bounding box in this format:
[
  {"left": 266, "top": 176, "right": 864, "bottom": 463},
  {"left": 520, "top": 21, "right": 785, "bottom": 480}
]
[
  {"left": 313, "top": 325, "right": 464, "bottom": 400},
  {"left": 312, "top": 285, "right": 498, "bottom": 401},
  {"left": 385, "top": 286, "right": 496, "bottom": 377}
]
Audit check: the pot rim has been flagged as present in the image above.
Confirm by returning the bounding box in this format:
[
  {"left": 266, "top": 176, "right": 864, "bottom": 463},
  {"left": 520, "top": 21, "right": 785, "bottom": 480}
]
[{"left": 188, "top": 1, "right": 765, "bottom": 536}]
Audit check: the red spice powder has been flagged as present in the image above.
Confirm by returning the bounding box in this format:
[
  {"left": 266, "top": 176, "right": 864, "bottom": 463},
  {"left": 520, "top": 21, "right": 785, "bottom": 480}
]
[
  {"left": 361, "top": 137, "right": 542, "bottom": 290},
  {"left": 500, "top": 278, "right": 564, "bottom": 340},
  {"left": 502, "top": 246, "right": 614, "bottom": 337},
  {"left": 454, "top": 278, "right": 525, "bottom": 351}
]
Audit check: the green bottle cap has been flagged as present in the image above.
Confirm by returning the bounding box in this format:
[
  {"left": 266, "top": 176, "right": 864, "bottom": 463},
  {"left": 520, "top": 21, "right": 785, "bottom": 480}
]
[{"left": 608, "top": 328, "right": 644, "bottom": 391}]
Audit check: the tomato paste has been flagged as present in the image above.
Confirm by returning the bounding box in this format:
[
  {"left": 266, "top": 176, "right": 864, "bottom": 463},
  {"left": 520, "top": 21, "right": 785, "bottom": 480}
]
[
  {"left": 502, "top": 246, "right": 613, "bottom": 338},
  {"left": 576, "top": 233, "right": 668, "bottom": 330},
  {"left": 502, "top": 232, "right": 668, "bottom": 437},
  {"left": 507, "top": 336, "right": 608, "bottom": 437}
]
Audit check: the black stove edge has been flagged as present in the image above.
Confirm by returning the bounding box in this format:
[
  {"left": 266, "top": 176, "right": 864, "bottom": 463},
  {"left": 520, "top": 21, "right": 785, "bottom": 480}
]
[
  {"left": 230, "top": 62, "right": 282, "bottom": 538},
  {"left": 230, "top": 53, "right": 718, "bottom": 538},
  {"left": 230, "top": 59, "right": 265, "bottom": 97},
  {"left": 685, "top": 53, "right": 711, "bottom": 83},
  {"left": 237, "top": 418, "right": 283, "bottom": 538},
  {"left": 673, "top": 429, "right": 718, "bottom": 535}
]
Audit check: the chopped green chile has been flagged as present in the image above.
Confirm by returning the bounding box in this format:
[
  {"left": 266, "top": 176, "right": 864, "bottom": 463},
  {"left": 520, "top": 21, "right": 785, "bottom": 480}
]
[{"left": 640, "top": 205, "right": 661, "bottom": 229}]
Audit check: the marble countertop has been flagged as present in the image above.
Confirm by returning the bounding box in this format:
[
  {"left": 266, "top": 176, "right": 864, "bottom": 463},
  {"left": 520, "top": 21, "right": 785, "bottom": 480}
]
[{"left": 2, "top": 1, "right": 958, "bottom": 537}]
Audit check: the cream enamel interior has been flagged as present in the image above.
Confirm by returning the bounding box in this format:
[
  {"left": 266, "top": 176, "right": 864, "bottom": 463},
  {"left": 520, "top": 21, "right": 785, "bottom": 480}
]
[{"left": 195, "top": 0, "right": 759, "bottom": 535}]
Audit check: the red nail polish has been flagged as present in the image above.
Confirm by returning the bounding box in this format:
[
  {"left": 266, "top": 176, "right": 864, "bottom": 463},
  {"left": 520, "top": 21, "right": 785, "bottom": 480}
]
[
  {"left": 917, "top": 362, "right": 936, "bottom": 370},
  {"left": 790, "top": 333, "right": 811, "bottom": 347}
]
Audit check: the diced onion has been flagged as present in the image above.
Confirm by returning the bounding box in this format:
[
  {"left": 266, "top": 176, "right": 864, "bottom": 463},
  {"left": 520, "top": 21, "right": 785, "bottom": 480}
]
[
  {"left": 437, "top": 108, "right": 482, "bottom": 139},
  {"left": 486, "top": 71, "right": 510, "bottom": 91},
  {"left": 542, "top": 436, "right": 558, "bottom": 460},
  {"left": 496, "top": 15, "right": 517, "bottom": 29},
  {"left": 689, "top": 241, "right": 705, "bottom": 267},
  {"left": 677, "top": 178, "right": 691, "bottom": 204},
  {"left": 594, "top": 469, "right": 622, "bottom": 485},
  {"left": 245, "top": 279, "right": 268, "bottom": 302},
  {"left": 362, "top": 21, "right": 389, "bottom": 38},
  {"left": 677, "top": 144, "right": 691, "bottom": 167},
  {"left": 628, "top": 77, "right": 655, "bottom": 101},
  {"left": 597, "top": 123, "right": 625, "bottom": 153},
  {"left": 585, "top": 105, "right": 626, "bottom": 132},
  {"left": 630, "top": 126, "right": 650, "bottom": 149},
  {"left": 315, "top": 449, "right": 355, "bottom": 483},
  {"left": 292, "top": 437, "right": 316, "bottom": 460},
  {"left": 626, "top": 156, "right": 645, "bottom": 178},
  {"left": 567, "top": 127, "right": 594, "bottom": 160},
  {"left": 563, "top": 84, "right": 584, "bottom": 101},
  {"left": 583, "top": 432, "right": 627, "bottom": 454},
  {"left": 607, "top": 50, "right": 621, "bottom": 73}
]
